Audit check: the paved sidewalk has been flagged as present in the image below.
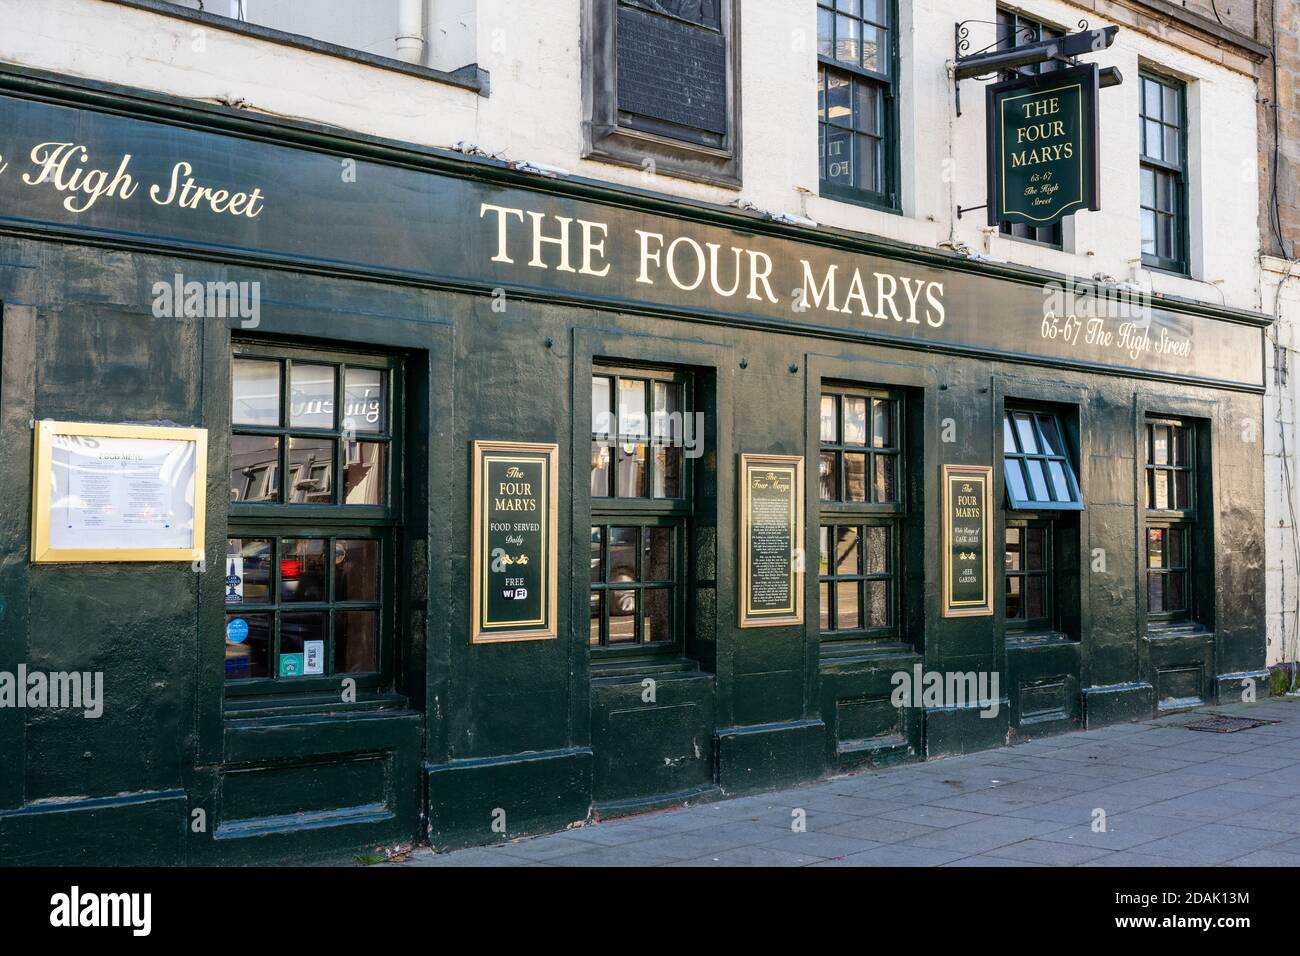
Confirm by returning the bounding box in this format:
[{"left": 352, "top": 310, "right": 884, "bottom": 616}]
[{"left": 391, "top": 696, "right": 1300, "bottom": 867}]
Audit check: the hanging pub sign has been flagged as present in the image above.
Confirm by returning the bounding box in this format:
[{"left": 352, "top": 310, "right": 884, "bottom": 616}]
[
  {"left": 986, "top": 63, "right": 1100, "bottom": 228},
  {"left": 31, "top": 420, "right": 207, "bottom": 563},
  {"left": 470, "top": 440, "right": 559, "bottom": 644},
  {"left": 738, "top": 454, "right": 804, "bottom": 628},
  {"left": 941, "top": 464, "right": 994, "bottom": 618}
]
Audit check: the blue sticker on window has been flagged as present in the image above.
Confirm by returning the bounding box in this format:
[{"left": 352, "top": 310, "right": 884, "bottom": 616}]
[{"left": 226, "top": 618, "right": 249, "bottom": 644}]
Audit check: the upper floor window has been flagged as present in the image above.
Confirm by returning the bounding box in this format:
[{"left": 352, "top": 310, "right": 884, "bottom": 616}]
[
  {"left": 817, "top": 0, "right": 898, "bottom": 210},
  {"left": 164, "top": 1, "right": 407, "bottom": 60},
  {"left": 225, "top": 342, "right": 401, "bottom": 690},
  {"left": 995, "top": 8, "right": 1064, "bottom": 248},
  {"left": 1139, "top": 71, "right": 1189, "bottom": 274},
  {"left": 818, "top": 387, "right": 903, "bottom": 640},
  {"left": 1003, "top": 410, "right": 1082, "bottom": 510},
  {"left": 589, "top": 366, "right": 694, "bottom": 655},
  {"left": 1145, "top": 418, "right": 1195, "bottom": 622}
]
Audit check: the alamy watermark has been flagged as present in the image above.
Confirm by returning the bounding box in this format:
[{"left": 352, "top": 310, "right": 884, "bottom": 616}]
[
  {"left": 891, "top": 665, "right": 1000, "bottom": 719},
  {"left": 0, "top": 665, "right": 103, "bottom": 718},
  {"left": 152, "top": 272, "right": 260, "bottom": 328},
  {"left": 592, "top": 408, "right": 705, "bottom": 460}
]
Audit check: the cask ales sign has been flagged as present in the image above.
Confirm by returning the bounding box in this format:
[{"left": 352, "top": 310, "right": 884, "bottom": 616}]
[
  {"left": 941, "top": 465, "right": 994, "bottom": 618},
  {"left": 471, "top": 441, "right": 559, "bottom": 643},
  {"left": 738, "top": 454, "right": 804, "bottom": 628},
  {"left": 987, "top": 64, "right": 1100, "bottom": 228}
]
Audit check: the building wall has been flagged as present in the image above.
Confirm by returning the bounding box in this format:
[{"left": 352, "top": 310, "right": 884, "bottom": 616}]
[{"left": 0, "top": 0, "right": 1265, "bottom": 308}]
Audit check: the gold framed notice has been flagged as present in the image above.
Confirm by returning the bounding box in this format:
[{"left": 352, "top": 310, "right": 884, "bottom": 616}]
[
  {"left": 31, "top": 420, "right": 208, "bottom": 563},
  {"left": 941, "top": 464, "right": 994, "bottom": 618},
  {"left": 470, "top": 440, "right": 560, "bottom": 644},
  {"left": 738, "top": 453, "right": 804, "bottom": 628}
]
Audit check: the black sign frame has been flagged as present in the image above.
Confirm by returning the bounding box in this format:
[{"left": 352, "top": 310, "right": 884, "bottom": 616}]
[
  {"left": 986, "top": 62, "right": 1101, "bottom": 229},
  {"left": 738, "top": 453, "right": 804, "bottom": 628},
  {"left": 941, "top": 464, "right": 994, "bottom": 619},
  {"left": 470, "top": 440, "right": 559, "bottom": 644}
]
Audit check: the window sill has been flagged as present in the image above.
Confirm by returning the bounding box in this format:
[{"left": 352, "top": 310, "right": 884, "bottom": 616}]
[
  {"left": 105, "top": 0, "right": 489, "bottom": 96},
  {"left": 1006, "top": 630, "right": 1075, "bottom": 649},
  {"left": 1147, "top": 622, "right": 1209, "bottom": 640},
  {"left": 819, "top": 638, "right": 916, "bottom": 664},
  {"left": 223, "top": 690, "right": 408, "bottom": 721},
  {"left": 590, "top": 656, "right": 703, "bottom": 681}
]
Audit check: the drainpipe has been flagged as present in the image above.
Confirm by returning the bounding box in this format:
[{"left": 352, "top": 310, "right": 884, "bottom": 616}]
[{"left": 395, "top": 0, "right": 425, "bottom": 64}]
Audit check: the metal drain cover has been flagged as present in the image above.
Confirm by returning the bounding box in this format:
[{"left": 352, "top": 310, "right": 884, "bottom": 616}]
[{"left": 1181, "top": 714, "right": 1279, "bottom": 733}]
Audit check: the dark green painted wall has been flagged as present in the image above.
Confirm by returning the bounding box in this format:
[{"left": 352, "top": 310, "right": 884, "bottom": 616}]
[{"left": 0, "top": 224, "right": 1267, "bottom": 863}]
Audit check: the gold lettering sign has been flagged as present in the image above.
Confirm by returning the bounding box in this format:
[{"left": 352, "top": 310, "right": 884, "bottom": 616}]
[
  {"left": 941, "top": 464, "right": 994, "bottom": 618},
  {"left": 738, "top": 453, "right": 804, "bottom": 628}
]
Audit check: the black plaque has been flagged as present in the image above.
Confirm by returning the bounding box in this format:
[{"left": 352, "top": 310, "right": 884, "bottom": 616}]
[
  {"left": 942, "top": 465, "right": 994, "bottom": 618},
  {"left": 739, "top": 454, "right": 804, "bottom": 627},
  {"left": 471, "top": 441, "right": 559, "bottom": 643},
  {"left": 617, "top": 2, "right": 728, "bottom": 139}
]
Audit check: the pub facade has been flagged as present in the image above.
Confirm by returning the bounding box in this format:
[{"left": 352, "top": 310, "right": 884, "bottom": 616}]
[{"left": 0, "top": 0, "right": 1275, "bottom": 864}]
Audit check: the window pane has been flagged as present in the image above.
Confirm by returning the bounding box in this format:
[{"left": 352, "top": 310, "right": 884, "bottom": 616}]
[
  {"left": 873, "top": 454, "right": 897, "bottom": 503},
  {"left": 1004, "top": 459, "right": 1028, "bottom": 504},
  {"left": 1168, "top": 526, "right": 1184, "bottom": 568},
  {"left": 1144, "top": 120, "right": 1163, "bottom": 160},
  {"left": 1024, "top": 458, "right": 1050, "bottom": 502},
  {"left": 644, "top": 588, "right": 672, "bottom": 643},
  {"left": 834, "top": 15, "right": 859, "bottom": 64},
  {"left": 289, "top": 363, "right": 336, "bottom": 429},
  {"left": 1047, "top": 459, "right": 1071, "bottom": 502},
  {"left": 826, "top": 72, "right": 852, "bottom": 126},
  {"left": 1141, "top": 209, "right": 1156, "bottom": 255},
  {"left": 343, "top": 441, "right": 385, "bottom": 506},
  {"left": 280, "top": 611, "right": 326, "bottom": 678},
  {"left": 843, "top": 396, "right": 868, "bottom": 445},
  {"left": 232, "top": 358, "right": 281, "bottom": 427},
  {"left": 590, "top": 527, "right": 604, "bottom": 582},
  {"left": 1014, "top": 413, "right": 1038, "bottom": 454},
  {"left": 653, "top": 445, "right": 682, "bottom": 499},
  {"left": 865, "top": 525, "right": 889, "bottom": 574},
  {"left": 1175, "top": 426, "right": 1191, "bottom": 466},
  {"left": 836, "top": 526, "right": 861, "bottom": 575},
  {"left": 835, "top": 580, "right": 861, "bottom": 630},
  {"left": 1174, "top": 470, "right": 1190, "bottom": 511},
  {"left": 1164, "top": 125, "right": 1179, "bottom": 165},
  {"left": 618, "top": 379, "right": 648, "bottom": 439},
  {"left": 616, "top": 443, "right": 648, "bottom": 497},
  {"left": 844, "top": 452, "right": 867, "bottom": 502},
  {"left": 609, "top": 590, "right": 637, "bottom": 643},
  {"left": 1147, "top": 528, "right": 1165, "bottom": 569},
  {"left": 335, "top": 539, "right": 379, "bottom": 602},
  {"left": 867, "top": 580, "right": 889, "bottom": 628},
  {"left": 1167, "top": 571, "right": 1186, "bottom": 612},
  {"left": 1141, "top": 167, "right": 1156, "bottom": 208},
  {"left": 288, "top": 437, "right": 335, "bottom": 504},
  {"left": 591, "top": 442, "right": 612, "bottom": 498},
  {"left": 1006, "top": 576, "right": 1022, "bottom": 619},
  {"left": 872, "top": 398, "right": 894, "bottom": 448},
  {"left": 609, "top": 528, "right": 638, "bottom": 583},
  {"left": 342, "top": 367, "right": 384, "bottom": 434},
  {"left": 1035, "top": 416, "right": 1061, "bottom": 456},
  {"left": 1005, "top": 527, "right": 1022, "bottom": 572},
  {"left": 819, "top": 451, "right": 839, "bottom": 501},
  {"left": 824, "top": 125, "right": 852, "bottom": 185},
  {"left": 1153, "top": 470, "right": 1169, "bottom": 510},
  {"left": 1148, "top": 572, "right": 1164, "bottom": 612},
  {"left": 1151, "top": 425, "right": 1169, "bottom": 464},
  {"left": 855, "top": 82, "right": 880, "bottom": 135},
  {"left": 820, "top": 394, "right": 838, "bottom": 444},
  {"left": 281, "top": 538, "right": 327, "bottom": 603},
  {"left": 819, "top": 525, "right": 831, "bottom": 575},
  {"left": 589, "top": 591, "right": 603, "bottom": 646},
  {"left": 820, "top": 581, "right": 831, "bottom": 631},
  {"left": 225, "top": 612, "right": 270, "bottom": 680},
  {"left": 226, "top": 538, "right": 273, "bottom": 604},
  {"left": 652, "top": 381, "right": 680, "bottom": 441},
  {"left": 645, "top": 527, "right": 673, "bottom": 581},
  {"left": 817, "top": 7, "right": 833, "bottom": 56},
  {"left": 231, "top": 435, "right": 281, "bottom": 503},
  {"left": 1026, "top": 527, "right": 1045, "bottom": 571},
  {"left": 1026, "top": 575, "right": 1044, "bottom": 619},
  {"left": 860, "top": 24, "right": 883, "bottom": 72},
  {"left": 1003, "top": 413, "right": 1018, "bottom": 452},
  {"left": 335, "top": 610, "right": 378, "bottom": 673},
  {"left": 592, "top": 376, "right": 613, "bottom": 436}
]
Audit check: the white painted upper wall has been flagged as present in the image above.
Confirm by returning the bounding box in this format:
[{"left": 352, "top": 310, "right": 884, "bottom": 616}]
[{"left": 0, "top": 0, "right": 1265, "bottom": 311}]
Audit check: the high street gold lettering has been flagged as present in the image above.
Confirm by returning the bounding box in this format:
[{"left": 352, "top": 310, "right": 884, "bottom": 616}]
[
  {"left": 149, "top": 161, "right": 264, "bottom": 217},
  {"left": 22, "top": 142, "right": 138, "bottom": 212}
]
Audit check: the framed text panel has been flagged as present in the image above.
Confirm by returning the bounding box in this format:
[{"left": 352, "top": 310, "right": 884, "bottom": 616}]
[
  {"left": 470, "top": 440, "right": 560, "bottom": 644},
  {"left": 31, "top": 420, "right": 207, "bottom": 563},
  {"left": 941, "top": 464, "right": 995, "bottom": 618},
  {"left": 738, "top": 453, "right": 804, "bottom": 628}
]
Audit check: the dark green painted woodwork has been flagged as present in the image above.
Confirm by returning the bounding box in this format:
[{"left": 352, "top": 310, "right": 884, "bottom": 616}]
[{"left": 0, "top": 67, "right": 1273, "bottom": 864}]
